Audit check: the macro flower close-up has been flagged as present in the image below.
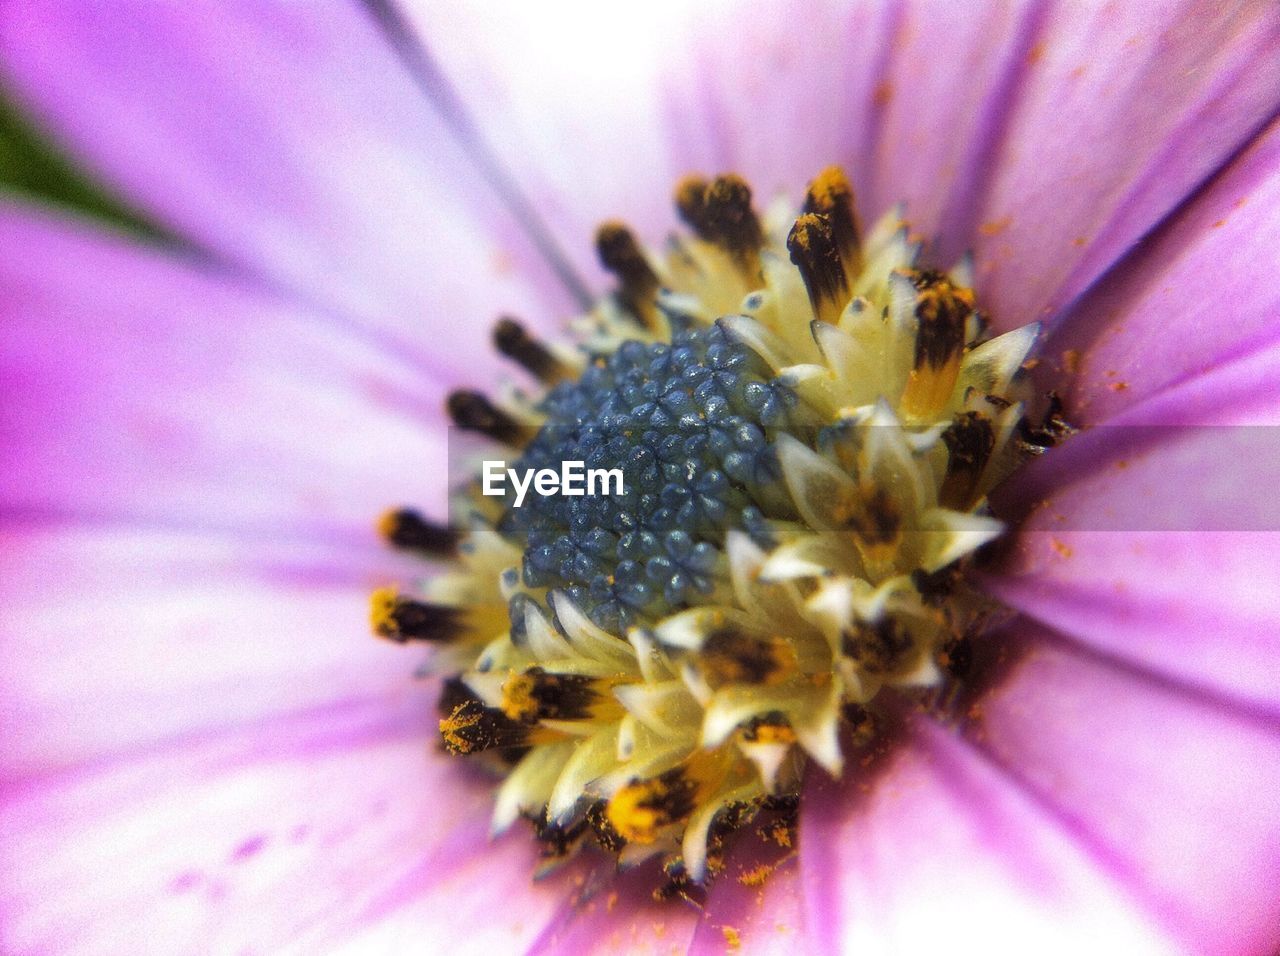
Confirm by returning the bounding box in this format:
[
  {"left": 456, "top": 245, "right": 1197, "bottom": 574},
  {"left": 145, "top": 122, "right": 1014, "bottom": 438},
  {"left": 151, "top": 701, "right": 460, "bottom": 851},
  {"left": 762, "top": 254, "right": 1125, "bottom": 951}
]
[{"left": 4, "top": 1, "right": 1280, "bottom": 953}]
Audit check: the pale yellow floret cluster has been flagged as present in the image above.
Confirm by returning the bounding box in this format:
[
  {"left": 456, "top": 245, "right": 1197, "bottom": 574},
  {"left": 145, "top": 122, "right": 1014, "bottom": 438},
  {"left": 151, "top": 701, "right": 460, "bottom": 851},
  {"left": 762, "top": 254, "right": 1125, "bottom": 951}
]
[{"left": 379, "top": 168, "right": 1041, "bottom": 887}]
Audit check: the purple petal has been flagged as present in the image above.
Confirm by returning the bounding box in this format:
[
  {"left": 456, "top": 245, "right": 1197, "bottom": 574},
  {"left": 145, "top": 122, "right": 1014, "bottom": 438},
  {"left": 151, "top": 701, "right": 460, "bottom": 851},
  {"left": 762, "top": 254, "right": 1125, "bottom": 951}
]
[
  {"left": 1046, "top": 114, "right": 1280, "bottom": 425},
  {"left": 0, "top": 522, "right": 423, "bottom": 782},
  {"left": 0, "top": 0, "right": 580, "bottom": 359},
  {"left": 0, "top": 696, "right": 574, "bottom": 953},
  {"left": 863, "top": 0, "right": 1049, "bottom": 260},
  {"left": 972, "top": 625, "right": 1280, "bottom": 953},
  {"left": 689, "top": 829, "right": 809, "bottom": 954},
  {"left": 986, "top": 346, "right": 1280, "bottom": 711},
  {"left": 524, "top": 860, "right": 700, "bottom": 955},
  {"left": 800, "top": 714, "right": 1174, "bottom": 953},
  {"left": 969, "top": 1, "right": 1280, "bottom": 329},
  {"left": 0, "top": 203, "right": 453, "bottom": 535}
]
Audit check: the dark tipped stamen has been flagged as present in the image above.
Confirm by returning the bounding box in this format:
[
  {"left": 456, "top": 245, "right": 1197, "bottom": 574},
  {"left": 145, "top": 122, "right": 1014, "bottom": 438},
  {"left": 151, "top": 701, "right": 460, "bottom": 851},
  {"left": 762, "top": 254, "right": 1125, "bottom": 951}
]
[
  {"left": 606, "top": 765, "right": 701, "bottom": 844},
  {"left": 596, "top": 221, "right": 659, "bottom": 290},
  {"left": 702, "top": 175, "right": 763, "bottom": 258},
  {"left": 501, "top": 666, "right": 604, "bottom": 723},
  {"left": 493, "top": 317, "right": 569, "bottom": 384},
  {"left": 739, "top": 711, "right": 797, "bottom": 744},
  {"left": 1018, "top": 391, "right": 1075, "bottom": 450},
  {"left": 439, "top": 693, "right": 538, "bottom": 755},
  {"left": 787, "top": 213, "right": 850, "bottom": 323},
  {"left": 370, "top": 588, "right": 465, "bottom": 643},
  {"left": 378, "top": 507, "right": 459, "bottom": 557},
  {"left": 530, "top": 812, "right": 589, "bottom": 860},
  {"left": 909, "top": 270, "right": 971, "bottom": 372},
  {"left": 847, "top": 485, "right": 902, "bottom": 548},
  {"left": 901, "top": 269, "right": 975, "bottom": 419},
  {"left": 675, "top": 174, "right": 763, "bottom": 273},
  {"left": 803, "top": 166, "right": 862, "bottom": 271},
  {"left": 841, "top": 617, "right": 914, "bottom": 675},
  {"left": 699, "top": 626, "right": 794, "bottom": 686},
  {"left": 585, "top": 800, "right": 628, "bottom": 852},
  {"left": 941, "top": 411, "right": 996, "bottom": 508},
  {"left": 596, "top": 221, "right": 661, "bottom": 328},
  {"left": 447, "top": 390, "right": 532, "bottom": 446},
  {"left": 674, "top": 175, "right": 714, "bottom": 239}
]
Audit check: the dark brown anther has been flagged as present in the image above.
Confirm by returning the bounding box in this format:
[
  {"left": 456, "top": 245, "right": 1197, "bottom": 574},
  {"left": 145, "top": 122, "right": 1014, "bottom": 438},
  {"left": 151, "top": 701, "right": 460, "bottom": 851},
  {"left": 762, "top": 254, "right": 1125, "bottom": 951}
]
[
  {"left": 699, "top": 626, "right": 795, "bottom": 687},
  {"left": 910, "top": 565, "right": 963, "bottom": 606},
  {"left": 585, "top": 800, "right": 628, "bottom": 852},
  {"left": 500, "top": 666, "right": 603, "bottom": 723},
  {"left": 940, "top": 411, "right": 996, "bottom": 508},
  {"left": 909, "top": 270, "right": 972, "bottom": 372},
  {"left": 439, "top": 691, "right": 538, "bottom": 756},
  {"left": 1018, "top": 391, "right": 1075, "bottom": 451},
  {"left": 675, "top": 175, "right": 714, "bottom": 238},
  {"left": 702, "top": 175, "right": 763, "bottom": 257},
  {"left": 493, "top": 317, "right": 570, "bottom": 384},
  {"left": 803, "top": 166, "right": 862, "bottom": 274},
  {"left": 739, "top": 711, "right": 797, "bottom": 744},
  {"left": 900, "top": 269, "right": 975, "bottom": 420},
  {"left": 607, "top": 765, "right": 701, "bottom": 844},
  {"left": 446, "top": 390, "right": 532, "bottom": 446},
  {"left": 595, "top": 221, "right": 660, "bottom": 328},
  {"left": 529, "top": 812, "right": 590, "bottom": 861},
  {"left": 675, "top": 173, "right": 763, "bottom": 276},
  {"left": 596, "top": 221, "right": 659, "bottom": 290},
  {"left": 653, "top": 863, "right": 707, "bottom": 906},
  {"left": 847, "top": 485, "right": 902, "bottom": 548},
  {"left": 370, "top": 588, "right": 465, "bottom": 643},
  {"left": 787, "top": 212, "right": 850, "bottom": 324},
  {"left": 378, "top": 507, "right": 459, "bottom": 558},
  {"left": 841, "top": 617, "right": 914, "bottom": 676}
]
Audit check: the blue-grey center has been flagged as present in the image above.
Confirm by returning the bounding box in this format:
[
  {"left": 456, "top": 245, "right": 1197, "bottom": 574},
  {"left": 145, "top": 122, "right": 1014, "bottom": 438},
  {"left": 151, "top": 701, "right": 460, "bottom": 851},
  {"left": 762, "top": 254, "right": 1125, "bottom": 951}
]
[{"left": 499, "top": 322, "right": 796, "bottom": 633}]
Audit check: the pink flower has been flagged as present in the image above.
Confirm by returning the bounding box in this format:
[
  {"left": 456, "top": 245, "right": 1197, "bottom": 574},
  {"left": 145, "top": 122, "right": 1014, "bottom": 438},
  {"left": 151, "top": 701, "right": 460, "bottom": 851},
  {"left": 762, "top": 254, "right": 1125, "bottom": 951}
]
[{"left": 3, "top": 1, "right": 1280, "bottom": 953}]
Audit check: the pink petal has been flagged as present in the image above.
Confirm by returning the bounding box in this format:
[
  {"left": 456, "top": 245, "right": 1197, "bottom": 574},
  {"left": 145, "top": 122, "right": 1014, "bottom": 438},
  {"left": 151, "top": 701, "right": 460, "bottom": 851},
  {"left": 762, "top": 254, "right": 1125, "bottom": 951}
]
[
  {"left": 525, "top": 861, "right": 700, "bottom": 955},
  {"left": 863, "top": 0, "right": 1049, "bottom": 261},
  {"left": 0, "top": 203, "right": 452, "bottom": 535},
  {"left": 987, "top": 348, "right": 1280, "bottom": 711},
  {"left": 0, "top": 521, "right": 423, "bottom": 781},
  {"left": 800, "top": 715, "right": 1174, "bottom": 954},
  {"left": 0, "top": 0, "right": 581, "bottom": 359},
  {"left": 0, "top": 696, "right": 573, "bottom": 954},
  {"left": 1045, "top": 114, "right": 1280, "bottom": 425},
  {"left": 971, "top": 1, "right": 1280, "bottom": 328},
  {"left": 973, "top": 627, "right": 1280, "bottom": 953},
  {"left": 689, "top": 830, "right": 809, "bottom": 954}
]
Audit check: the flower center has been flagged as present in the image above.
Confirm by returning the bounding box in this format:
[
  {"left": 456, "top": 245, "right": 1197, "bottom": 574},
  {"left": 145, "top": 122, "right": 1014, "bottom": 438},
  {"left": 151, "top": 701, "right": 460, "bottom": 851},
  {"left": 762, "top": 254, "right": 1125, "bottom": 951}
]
[{"left": 373, "top": 168, "right": 1052, "bottom": 897}]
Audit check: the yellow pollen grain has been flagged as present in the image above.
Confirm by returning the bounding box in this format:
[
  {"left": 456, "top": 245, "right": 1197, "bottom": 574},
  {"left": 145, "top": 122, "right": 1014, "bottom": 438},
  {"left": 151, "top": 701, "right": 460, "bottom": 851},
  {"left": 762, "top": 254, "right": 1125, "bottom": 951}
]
[
  {"left": 745, "top": 723, "right": 797, "bottom": 745},
  {"left": 368, "top": 587, "right": 401, "bottom": 638},
  {"left": 738, "top": 863, "right": 774, "bottom": 887},
  {"left": 376, "top": 509, "right": 401, "bottom": 540},
  {"left": 979, "top": 216, "right": 1012, "bottom": 236},
  {"left": 722, "top": 925, "right": 742, "bottom": 950},
  {"left": 807, "top": 166, "right": 851, "bottom": 207},
  {"left": 500, "top": 672, "right": 539, "bottom": 722},
  {"left": 761, "top": 819, "right": 793, "bottom": 849},
  {"left": 606, "top": 780, "right": 670, "bottom": 844},
  {"left": 439, "top": 706, "right": 483, "bottom": 754}
]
